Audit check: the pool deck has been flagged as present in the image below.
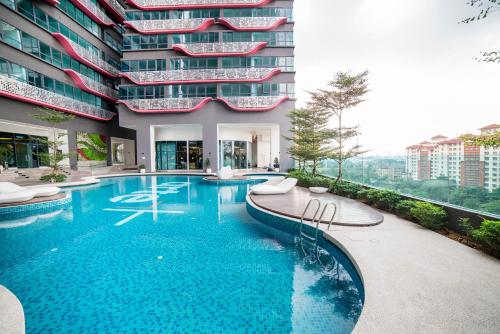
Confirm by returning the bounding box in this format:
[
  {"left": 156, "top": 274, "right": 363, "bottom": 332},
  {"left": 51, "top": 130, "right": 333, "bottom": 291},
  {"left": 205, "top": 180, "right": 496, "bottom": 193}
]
[
  {"left": 0, "top": 285, "right": 24, "bottom": 334},
  {"left": 249, "top": 187, "right": 384, "bottom": 226},
  {"left": 248, "top": 192, "right": 500, "bottom": 333}
]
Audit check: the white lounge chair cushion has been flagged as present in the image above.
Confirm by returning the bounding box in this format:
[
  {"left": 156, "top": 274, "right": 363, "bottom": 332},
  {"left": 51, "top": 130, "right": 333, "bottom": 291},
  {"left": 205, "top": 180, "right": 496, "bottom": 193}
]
[
  {"left": 0, "top": 190, "right": 36, "bottom": 204},
  {"left": 32, "top": 186, "right": 60, "bottom": 197},
  {"left": 217, "top": 166, "right": 233, "bottom": 180},
  {"left": 0, "top": 182, "right": 25, "bottom": 194},
  {"left": 250, "top": 178, "right": 297, "bottom": 195}
]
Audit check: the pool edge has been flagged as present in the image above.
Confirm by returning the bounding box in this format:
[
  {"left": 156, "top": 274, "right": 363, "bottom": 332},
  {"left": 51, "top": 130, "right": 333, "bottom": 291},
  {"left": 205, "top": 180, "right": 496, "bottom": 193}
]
[{"left": 245, "top": 193, "right": 368, "bottom": 331}]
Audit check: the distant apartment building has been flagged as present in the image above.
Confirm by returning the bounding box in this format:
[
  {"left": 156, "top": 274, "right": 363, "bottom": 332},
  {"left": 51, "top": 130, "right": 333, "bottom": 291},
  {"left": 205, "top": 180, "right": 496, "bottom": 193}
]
[
  {"left": 376, "top": 166, "right": 404, "bottom": 181},
  {"left": 406, "top": 124, "right": 500, "bottom": 192}
]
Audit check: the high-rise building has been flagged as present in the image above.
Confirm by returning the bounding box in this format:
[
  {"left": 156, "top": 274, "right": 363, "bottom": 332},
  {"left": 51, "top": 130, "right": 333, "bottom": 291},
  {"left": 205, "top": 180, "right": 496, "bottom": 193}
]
[
  {"left": 406, "top": 124, "right": 499, "bottom": 192},
  {"left": 0, "top": 0, "right": 295, "bottom": 172}
]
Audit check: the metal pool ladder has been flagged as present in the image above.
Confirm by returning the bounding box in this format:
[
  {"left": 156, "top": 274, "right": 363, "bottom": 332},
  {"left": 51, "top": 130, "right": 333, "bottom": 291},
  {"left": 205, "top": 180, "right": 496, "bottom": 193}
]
[{"left": 299, "top": 199, "right": 338, "bottom": 256}]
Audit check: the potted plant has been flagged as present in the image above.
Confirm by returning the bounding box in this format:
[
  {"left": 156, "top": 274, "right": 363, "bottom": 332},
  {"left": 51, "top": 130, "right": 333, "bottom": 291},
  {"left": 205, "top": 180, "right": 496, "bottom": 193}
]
[
  {"left": 138, "top": 164, "right": 146, "bottom": 174},
  {"left": 204, "top": 158, "right": 212, "bottom": 174},
  {"left": 273, "top": 157, "right": 280, "bottom": 172}
]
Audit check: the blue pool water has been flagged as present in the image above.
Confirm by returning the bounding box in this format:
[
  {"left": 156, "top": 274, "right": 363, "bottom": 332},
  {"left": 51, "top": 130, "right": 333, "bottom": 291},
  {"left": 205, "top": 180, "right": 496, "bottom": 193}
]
[{"left": 0, "top": 176, "right": 363, "bottom": 333}]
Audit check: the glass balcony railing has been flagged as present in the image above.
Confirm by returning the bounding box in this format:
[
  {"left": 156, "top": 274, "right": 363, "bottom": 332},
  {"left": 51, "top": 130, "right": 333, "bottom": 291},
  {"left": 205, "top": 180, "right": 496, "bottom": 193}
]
[
  {"left": 218, "top": 17, "right": 287, "bottom": 31},
  {"left": 70, "top": 0, "right": 115, "bottom": 26},
  {"left": 217, "top": 95, "right": 289, "bottom": 111},
  {"left": 172, "top": 41, "right": 266, "bottom": 57},
  {"left": 120, "top": 68, "right": 281, "bottom": 85},
  {"left": 98, "top": 0, "right": 126, "bottom": 21},
  {"left": 44, "top": 0, "right": 60, "bottom": 5},
  {"left": 318, "top": 155, "right": 500, "bottom": 217},
  {"left": 124, "top": 18, "right": 214, "bottom": 34},
  {"left": 0, "top": 75, "right": 115, "bottom": 121},
  {"left": 52, "top": 33, "right": 120, "bottom": 77},
  {"left": 126, "top": 0, "right": 272, "bottom": 10},
  {"left": 64, "top": 69, "right": 119, "bottom": 101},
  {"left": 119, "top": 97, "right": 212, "bottom": 113}
]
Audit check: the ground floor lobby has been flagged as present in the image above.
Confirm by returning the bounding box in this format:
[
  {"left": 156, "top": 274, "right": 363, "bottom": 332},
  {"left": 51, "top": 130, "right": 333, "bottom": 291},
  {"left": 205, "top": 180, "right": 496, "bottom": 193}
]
[
  {"left": 0, "top": 119, "right": 136, "bottom": 171},
  {"left": 146, "top": 123, "right": 282, "bottom": 172}
]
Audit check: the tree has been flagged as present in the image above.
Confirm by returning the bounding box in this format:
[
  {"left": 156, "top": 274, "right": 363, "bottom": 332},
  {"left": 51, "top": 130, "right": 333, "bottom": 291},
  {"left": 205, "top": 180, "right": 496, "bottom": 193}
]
[
  {"left": 461, "top": 1, "right": 500, "bottom": 63},
  {"left": 31, "top": 108, "right": 75, "bottom": 180},
  {"left": 309, "top": 70, "right": 369, "bottom": 183},
  {"left": 461, "top": 0, "right": 500, "bottom": 23},
  {"left": 460, "top": 132, "right": 500, "bottom": 147},
  {"left": 284, "top": 106, "right": 333, "bottom": 175},
  {"left": 284, "top": 108, "right": 310, "bottom": 171}
]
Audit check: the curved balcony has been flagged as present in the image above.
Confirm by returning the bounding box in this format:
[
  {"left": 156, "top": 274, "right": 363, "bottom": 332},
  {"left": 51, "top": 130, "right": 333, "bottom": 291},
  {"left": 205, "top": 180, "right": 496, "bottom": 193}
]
[
  {"left": 217, "top": 96, "right": 288, "bottom": 111},
  {"left": 98, "top": 0, "right": 126, "bottom": 22},
  {"left": 172, "top": 42, "right": 266, "bottom": 57},
  {"left": 64, "top": 69, "right": 119, "bottom": 101},
  {"left": 218, "top": 17, "right": 287, "bottom": 31},
  {"left": 121, "top": 68, "right": 281, "bottom": 85},
  {"left": 52, "top": 33, "right": 119, "bottom": 77},
  {"left": 0, "top": 75, "right": 115, "bottom": 121},
  {"left": 44, "top": 0, "right": 60, "bottom": 5},
  {"left": 119, "top": 97, "right": 213, "bottom": 113},
  {"left": 126, "top": 0, "right": 272, "bottom": 10},
  {"left": 69, "top": 0, "right": 115, "bottom": 26},
  {"left": 124, "top": 18, "right": 215, "bottom": 34}
]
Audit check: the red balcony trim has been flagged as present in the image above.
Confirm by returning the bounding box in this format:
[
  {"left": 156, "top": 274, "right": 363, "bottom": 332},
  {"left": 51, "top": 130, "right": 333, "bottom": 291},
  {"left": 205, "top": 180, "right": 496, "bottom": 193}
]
[
  {"left": 120, "top": 68, "right": 281, "bottom": 85},
  {"left": 172, "top": 41, "right": 267, "bottom": 57},
  {"left": 68, "top": 0, "right": 115, "bottom": 26},
  {"left": 217, "top": 17, "right": 287, "bottom": 31},
  {"left": 0, "top": 90, "right": 115, "bottom": 121},
  {"left": 97, "top": 0, "right": 125, "bottom": 22},
  {"left": 64, "top": 69, "right": 118, "bottom": 102},
  {"left": 126, "top": 0, "right": 272, "bottom": 10},
  {"left": 216, "top": 96, "right": 289, "bottom": 112},
  {"left": 52, "top": 33, "right": 118, "bottom": 78},
  {"left": 123, "top": 18, "right": 215, "bottom": 34},
  {"left": 118, "top": 97, "right": 213, "bottom": 113},
  {"left": 45, "top": 0, "right": 60, "bottom": 5}
]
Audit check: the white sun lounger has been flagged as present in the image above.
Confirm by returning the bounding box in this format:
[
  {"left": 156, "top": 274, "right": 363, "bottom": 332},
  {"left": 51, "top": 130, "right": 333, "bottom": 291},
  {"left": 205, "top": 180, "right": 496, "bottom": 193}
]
[
  {"left": 0, "top": 182, "right": 60, "bottom": 204},
  {"left": 250, "top": 177, "right": 298, "bottom": 195},
  {"left": 217, "top": 166, "right": 234, "bottom": 180}
]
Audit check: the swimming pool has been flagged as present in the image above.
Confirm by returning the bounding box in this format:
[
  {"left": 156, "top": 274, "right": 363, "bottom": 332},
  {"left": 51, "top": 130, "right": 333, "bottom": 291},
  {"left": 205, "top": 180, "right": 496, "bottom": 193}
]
[{"left": 0, "top": 175, "right": 363, "bottom": 333}]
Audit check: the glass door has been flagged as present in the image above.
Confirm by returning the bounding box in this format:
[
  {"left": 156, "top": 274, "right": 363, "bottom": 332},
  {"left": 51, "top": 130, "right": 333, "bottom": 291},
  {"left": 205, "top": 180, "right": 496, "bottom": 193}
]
[
  {"left": 14, "top": 142, "right": 32, "bottom": 168},
  {"left": 188, "top": 141, "right": 203, "bottom": 170}
]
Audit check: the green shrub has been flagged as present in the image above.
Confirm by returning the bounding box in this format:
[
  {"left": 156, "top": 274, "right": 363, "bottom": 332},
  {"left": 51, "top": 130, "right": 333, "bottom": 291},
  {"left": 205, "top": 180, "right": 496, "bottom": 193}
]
[
  {"left": 40, "top": 173, "right": 66, "bottom": 183},
  {"left": 330, "top": 182, "right": 363, "bottom": 198},
  {"left": 373, "top": 190, "right": 401, "bottom": 210},
  {"left": 357, "top": 189, "right": 371, "bottom": 201},
  {"left": 472, "top": 219, "right": 500, "bottom": 254},
  {"left": 288, "top": 171, "right": 330, "bottom": 188},
  {"left": 395, "top": 200, "right": 416, "bottom": 219},
  {"left": 138, "top": 164, "right": 146, "bottom": 170},
  {"left": 365, "top": 189, "right": 381, "bottom": 205},
  {"left": 458, "top": 217, "right": 474, "bottom": 238},
  {"left": 410, "top": 201, "right": 448, "bottom": 231}
]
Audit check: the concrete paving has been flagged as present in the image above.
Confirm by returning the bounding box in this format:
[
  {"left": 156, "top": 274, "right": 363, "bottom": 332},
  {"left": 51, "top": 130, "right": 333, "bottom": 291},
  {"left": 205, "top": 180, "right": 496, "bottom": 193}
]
[
  {"left": 0, "top": 285, "right": 24, "bottom": 334},
  {"left": 321, "top": 212, "right": 500, "bottom": 333}
]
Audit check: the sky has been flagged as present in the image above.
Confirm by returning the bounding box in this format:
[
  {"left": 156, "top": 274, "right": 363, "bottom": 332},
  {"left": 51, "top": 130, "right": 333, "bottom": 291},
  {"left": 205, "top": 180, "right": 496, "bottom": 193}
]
[{"left": 293, "top": 0, "right": 500, "bottom": 156}]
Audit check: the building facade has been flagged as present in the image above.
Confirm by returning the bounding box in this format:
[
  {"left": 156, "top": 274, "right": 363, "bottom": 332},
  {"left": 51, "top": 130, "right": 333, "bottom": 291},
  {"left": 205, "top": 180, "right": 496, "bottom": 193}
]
[
  {"left": 0, "top": 0, "right": 135, "bottom": 170},
  {"left": 0, "top": 0, "right": 295, "bottom": 173},
  {"left": 118, "top": 0, "right": 295, "bottom": 172},
  {"left": 405, "top": 124, "right": 499, "bottom": 192}
]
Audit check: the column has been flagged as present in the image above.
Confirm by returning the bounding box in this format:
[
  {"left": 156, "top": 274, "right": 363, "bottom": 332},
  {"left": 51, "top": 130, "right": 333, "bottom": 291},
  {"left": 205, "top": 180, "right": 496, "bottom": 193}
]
[
  {"left": 136, "top": 124, "right": 155, "bottom": 172},
  {"left": 67, "top": 130, "right": 78, "bottom": 171},
  {"left": 106, "top": 137, "right": 113, "bottom": 166},
  {"left": 203, "top": 122, "right": 218, "bottom": 172}
]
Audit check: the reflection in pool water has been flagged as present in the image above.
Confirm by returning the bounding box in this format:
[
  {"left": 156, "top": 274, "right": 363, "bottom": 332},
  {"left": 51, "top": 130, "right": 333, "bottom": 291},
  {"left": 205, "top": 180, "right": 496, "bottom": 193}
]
[{"left": 0, "top": 176, "right": 363, "bottom": 333}]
